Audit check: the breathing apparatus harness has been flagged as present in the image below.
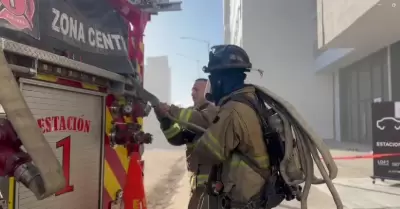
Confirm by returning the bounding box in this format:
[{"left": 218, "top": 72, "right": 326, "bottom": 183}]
[
  {"left": 201, "top": 45, "right": 299, "bottom": 209},
  {"left": 218, "top": 91, "right": 302, "bottom": 209}
]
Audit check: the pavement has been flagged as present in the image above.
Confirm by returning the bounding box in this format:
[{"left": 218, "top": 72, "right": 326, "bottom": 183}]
[
  {"left": 143, "top": 142, "right": 400, "bottom": 209},
  {"left": 279, "top": 142, "right": 400, "bottom": 209}
]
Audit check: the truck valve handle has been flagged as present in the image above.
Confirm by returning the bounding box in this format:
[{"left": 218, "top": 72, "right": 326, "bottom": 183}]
[
  {"left": 123, "top": 104, "right": 133, "bottom": 115},
  {"left": 133, "top": 132, "right": 153, "bottom": 144},
  {"left": 108, "top": 122, "right": 152, "bottom": 147},
  {"left": 122, "top": 100, "right": 134, "bottom": 115}
]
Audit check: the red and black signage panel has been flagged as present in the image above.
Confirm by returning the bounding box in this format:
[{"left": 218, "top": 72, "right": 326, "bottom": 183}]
[
  {"left": 0, "top": 0, "right": 39, "bottom": 38},
  {"left": 0, "top": 0, "right": 136, "bottom": 75}
]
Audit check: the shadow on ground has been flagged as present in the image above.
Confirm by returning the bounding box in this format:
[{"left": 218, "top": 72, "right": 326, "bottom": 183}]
[{"left": 146, "top": 156, "right": 186, "bottom": 209}]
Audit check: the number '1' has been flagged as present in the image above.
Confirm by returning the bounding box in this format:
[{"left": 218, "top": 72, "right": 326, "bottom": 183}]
[{"left": 55, "top": 136, "right": 74, "bottom": 196}]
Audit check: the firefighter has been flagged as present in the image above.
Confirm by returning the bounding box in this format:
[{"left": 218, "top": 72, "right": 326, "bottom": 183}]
[
  {"left": 155, "top": 78, "right": 218, "bottom": 209},
  {"left": 155, "top": 44, "right": 270, "bottom": 209}
]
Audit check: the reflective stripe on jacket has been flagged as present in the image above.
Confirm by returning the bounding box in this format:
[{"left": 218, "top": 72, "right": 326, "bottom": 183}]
[
  {"left": 190, "top": 173, "right": 209, "bottom": 190},
  {"left": 188, "top": 86, "right": 271, "bottom": 204},
  {"left": 163, "top": 123, "right": 181, "bottom": 139},
  {"left": 161, "top": 101, "right": 219, "bottom": 189}
]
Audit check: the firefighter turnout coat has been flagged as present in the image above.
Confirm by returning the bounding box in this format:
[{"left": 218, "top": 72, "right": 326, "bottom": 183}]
[
  {"left": 189, "top": 86, "right": 270, "bottom": 205},
  {"left": 161, "top": 101, "right": 218, "bottom": 189}
]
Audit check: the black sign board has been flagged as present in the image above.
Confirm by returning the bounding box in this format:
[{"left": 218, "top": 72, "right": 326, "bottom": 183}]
[
  {"left": 0, "top": 0, "right": 135, "bottom": 74},
  {"left": 45, "top": 0, "right": 128, "bottom": 56},
  {"left": 371, "top": 101, "right": 400, "bottom": 180}
]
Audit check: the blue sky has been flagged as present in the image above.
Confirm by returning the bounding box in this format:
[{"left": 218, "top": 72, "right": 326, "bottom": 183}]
[{"left": 144, "top": 0, "right": 223, "bottom": 106}]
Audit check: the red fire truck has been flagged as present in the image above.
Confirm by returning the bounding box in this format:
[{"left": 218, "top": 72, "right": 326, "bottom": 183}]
[{"left": 0, "top": 0, "right": 181, "bottom": 208}]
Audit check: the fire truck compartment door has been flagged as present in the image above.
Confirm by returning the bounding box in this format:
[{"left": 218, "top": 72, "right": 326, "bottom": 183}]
[{"left": 16, "top": 79, "right": 104, "bottom": 209}]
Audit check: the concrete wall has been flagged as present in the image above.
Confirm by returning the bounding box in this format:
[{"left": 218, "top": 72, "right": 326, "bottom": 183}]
[
  {"left": 225, "top": 0, "right": 334, "bottom": 139},
  {"left": 317, "top": 0, "right": 379, "bottom": 47}
]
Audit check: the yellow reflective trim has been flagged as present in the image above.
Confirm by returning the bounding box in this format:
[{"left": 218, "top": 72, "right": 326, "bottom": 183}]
[
  {"left": 104, "top": 161, "right": 122, "bottom": 200},
  {"left": 186, "top": 143, "right": 195, "bottom": 148},
  {"left": 231, "top": 159, "right": 250, "bottom": 167},
  {"left": 197, "top": 174, "right": 209, "bottom": 182},
  {"left": 36, "top": 74, "right": 57, "bottom": 82},
  {"left": 178, "top": 108, "right": 193, "bottom": 123},
  {"left": 185, "top": 109, "right": 193, "bottom": 122},
  {"left": 198, "top": 133, "right": 224, "bottom": 160},
  {"left": 254, "top": 155, "right": 270, "bottom": 169},
  {"left": 190, "top": 174, "right": 209, "bottom": 188},
  {"left": 230, "top": 154, "right": 245, "bottom": 167},
  {"left": 200, "top": 140, "right": 223, "bottom": 159},
  {"left": 105, "top": 108, "right": 113, "bottom": 134},
  {"left": 230, "top": 154, "right": 269, "bottom": 169},
  {"left": 179, "top": 109, "right": 188, "bottom": 121},
  {"left": 82, "top": 83, "right": 99, "bottom": 91},
  {"left": 206, "top": 132, "right": 222, "bottom": 151},
  {"left": 190, "top": 176, "right": 196, "bottom": 190},
  {"left": 124, "top": 116, "right": 133, "bottom": 123},
  {"left": 178, "top": 109, "right": 187, "bottom": 129},
  {"left": 163, "top": 123, "right": 181, "bottom": 139},
  {"left": 115, "top": 146, "right": 129, "bottom": 172},
  {"left": 137, "top": 117, "right": 144, "bottom": 131},
  {"left": 190, "top": 177, "right": 195, "bottom": 186},
  {"left": 8, "top": 177, "right": 14, "bottom": 209}
]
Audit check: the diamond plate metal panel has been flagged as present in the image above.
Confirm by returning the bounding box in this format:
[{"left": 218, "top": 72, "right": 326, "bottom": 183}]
[{"left": 1, "top": 38, "right": 127, "bottom": 83}]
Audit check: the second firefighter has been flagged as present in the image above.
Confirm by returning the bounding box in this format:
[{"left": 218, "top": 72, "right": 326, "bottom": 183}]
[{"left": 156, "top": 78, "right": 218, "bottom": 209}]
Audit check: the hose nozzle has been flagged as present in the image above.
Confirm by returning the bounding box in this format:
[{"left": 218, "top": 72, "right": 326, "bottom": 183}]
[{"left": 14, "top": 162, "right": 46, "bottom": 199}]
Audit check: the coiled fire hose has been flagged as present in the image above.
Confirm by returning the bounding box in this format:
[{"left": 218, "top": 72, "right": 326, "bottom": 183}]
[
  {"left": 0, "top": 51, "right": 65, "bottom": 199},
  {"left": 130, "top": 77, "right": 343, "bottom": 209},
  {"left": 256, "top": 85, "right": 343, "bottom": 209}
]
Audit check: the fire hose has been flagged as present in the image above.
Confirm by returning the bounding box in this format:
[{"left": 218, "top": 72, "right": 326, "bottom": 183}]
[
  {"left": 129, "top": 77, "right": 342, "bottom": 209},
  {"left": 0, "top": 51, "right": 65, "bottom": 199},
  {"left": 256, "top": 85, "right": 342, "bottom": 209}
]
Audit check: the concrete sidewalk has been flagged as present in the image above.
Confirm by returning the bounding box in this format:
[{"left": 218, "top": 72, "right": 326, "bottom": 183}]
[
  {"left": 143, "top": 144, "right": 400, "bottom": 209},
  {"left": 315, "top": 178, "right": 400, "bottom": 209},
  {"left": 324, "top": 139, "right": 372, "bottom": 153}
]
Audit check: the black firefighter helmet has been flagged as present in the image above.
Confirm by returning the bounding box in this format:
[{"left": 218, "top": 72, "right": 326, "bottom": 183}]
[{"left": 203, "top": 44, "right": 252, "bottom": 73}]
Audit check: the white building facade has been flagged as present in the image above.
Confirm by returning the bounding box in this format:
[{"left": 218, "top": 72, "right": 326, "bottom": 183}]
[
  {"left": 143, "top": 56, "right": 173, "bottom": 149},
  {"left": 224, "top": 0, "right": 334, "bottom": 141},
  {"left": 144, "top": 56, "right": 172, "bottom": 104},
  {"left": 224, "top": 0, "right": 400, "bottom": 145}
]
